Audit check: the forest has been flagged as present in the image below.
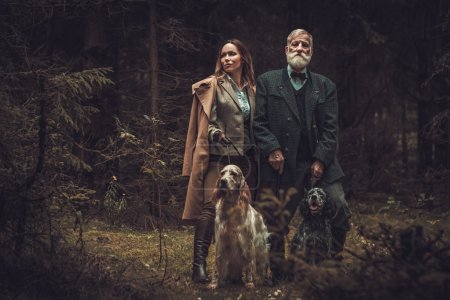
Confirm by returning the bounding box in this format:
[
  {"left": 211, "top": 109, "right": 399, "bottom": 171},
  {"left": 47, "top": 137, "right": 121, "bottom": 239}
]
[{"left": 0, "top": 0, "right": 449, "bottom": 299}]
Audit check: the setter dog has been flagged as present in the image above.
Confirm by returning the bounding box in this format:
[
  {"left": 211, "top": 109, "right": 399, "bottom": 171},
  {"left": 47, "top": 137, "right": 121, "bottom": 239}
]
[
  {"left": 290, "top": 187, "right": 336, "bottom": 265},
  {"left": 208, "top": 165, "right": 269, "bottom": 289}
]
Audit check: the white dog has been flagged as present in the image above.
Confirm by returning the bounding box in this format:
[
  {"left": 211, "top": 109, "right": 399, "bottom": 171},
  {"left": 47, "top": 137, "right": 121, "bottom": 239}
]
[{"left": 209, "top": 165, "right": 269, "bottom": 289}]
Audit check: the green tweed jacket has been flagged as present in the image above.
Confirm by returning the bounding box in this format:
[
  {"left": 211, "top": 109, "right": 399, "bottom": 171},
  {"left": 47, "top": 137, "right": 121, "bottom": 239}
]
[{"left": 253, "top": 67, "right": 344, "bottom": 188}]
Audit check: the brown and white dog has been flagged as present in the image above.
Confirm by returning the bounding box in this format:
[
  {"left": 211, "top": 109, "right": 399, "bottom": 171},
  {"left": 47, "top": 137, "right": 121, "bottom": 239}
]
[{"left": 208, "top": 164, "right": 269, "bottom": 289}]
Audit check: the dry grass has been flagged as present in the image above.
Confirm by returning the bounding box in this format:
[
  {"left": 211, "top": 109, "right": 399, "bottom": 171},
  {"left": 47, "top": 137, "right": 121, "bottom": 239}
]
[{"left": 58, "top": 193, "right": 450, "bottom": 300}]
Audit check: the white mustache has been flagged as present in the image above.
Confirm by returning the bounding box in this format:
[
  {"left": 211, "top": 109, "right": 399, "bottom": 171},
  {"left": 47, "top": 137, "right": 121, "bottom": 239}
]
[
  {"left": 299, "top": 52, "right": 310, "bottom": 59},
  {"left": 287, "top": 50, "right": 311, "bottom": 70},
  {"left": 289, "top": 52, "right": 310, "bottom": 60}
]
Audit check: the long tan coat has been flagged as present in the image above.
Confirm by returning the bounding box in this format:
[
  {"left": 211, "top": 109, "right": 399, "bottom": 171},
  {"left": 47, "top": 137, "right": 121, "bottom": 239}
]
[{"left": 182, "top": 74, "right": 256, "bottom": 224}]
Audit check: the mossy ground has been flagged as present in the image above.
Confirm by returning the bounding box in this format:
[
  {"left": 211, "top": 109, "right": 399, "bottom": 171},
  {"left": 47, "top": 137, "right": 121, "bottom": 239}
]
[{"left": 63, "top": 192, "right": 450, "bottom": 299}]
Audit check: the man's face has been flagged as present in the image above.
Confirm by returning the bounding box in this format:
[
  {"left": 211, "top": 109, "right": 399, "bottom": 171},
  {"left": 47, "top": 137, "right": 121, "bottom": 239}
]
[{"left": 285, "top": 34, "right": 312, "bottom": 71}]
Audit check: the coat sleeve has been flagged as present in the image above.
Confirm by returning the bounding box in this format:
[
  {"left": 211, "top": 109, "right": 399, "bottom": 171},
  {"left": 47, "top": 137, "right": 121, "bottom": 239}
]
[
  {"left": 312, "top": 81, "right": 338, "bottom": 167},
  {"left": 208, "top": 97, "right": 221, "bottom": 142},
  {"left": 182, "top": 94, "right": 199, "bottom": 176},
  {"left": 253, "top": 75, "right": 281, "bottom": 158}
]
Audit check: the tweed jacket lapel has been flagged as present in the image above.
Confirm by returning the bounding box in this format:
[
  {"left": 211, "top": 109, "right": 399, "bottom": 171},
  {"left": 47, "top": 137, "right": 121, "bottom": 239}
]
[
  {"left": 218, "top": 77, "right": 242, "bottom": 112},
  {"left": 304, "top": 71, "right": 321, "bottom": 154},
  {"left": 246, "top": 85, "right": 256, "bottom": 121},
  {"left": 278, "top": 69, "right": 300, "bottom": 123},
  {"left": 304, "top": 70, "right": 321, "bottom": 130}
]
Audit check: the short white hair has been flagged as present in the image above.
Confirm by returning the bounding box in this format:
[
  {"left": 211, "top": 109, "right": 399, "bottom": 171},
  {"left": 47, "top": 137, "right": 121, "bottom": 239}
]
[{"left": 287, "top": 29, "right": 313, "bottom": 49}]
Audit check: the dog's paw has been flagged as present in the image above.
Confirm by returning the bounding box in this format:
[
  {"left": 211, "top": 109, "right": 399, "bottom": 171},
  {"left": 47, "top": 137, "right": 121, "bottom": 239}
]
[
  {"left": 208, "top": 282, "right": 218, "bottom": 290},
  {"left": 245, "top": 282, "right": 255, "bottom": 289}
]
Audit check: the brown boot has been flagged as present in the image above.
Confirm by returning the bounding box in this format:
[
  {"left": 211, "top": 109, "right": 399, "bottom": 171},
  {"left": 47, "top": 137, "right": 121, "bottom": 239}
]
[{"left": 192, "top": 216, "right": 214, "bottom": 283}]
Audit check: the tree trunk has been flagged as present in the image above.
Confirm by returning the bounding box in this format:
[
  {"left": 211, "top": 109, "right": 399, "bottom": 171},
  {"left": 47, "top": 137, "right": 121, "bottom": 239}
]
[
  {"left": 415, "top": 1, "right": 434, "bottom": 174},
  {"left": 149, "top": 0, "right": 160, "bottom": 217},
  {"left": 149, "top": 0, "right": 159, "bottom": 122},
  {"left": 434, "top": 100, "right": 449, "bottom": 168},
  {"left": 401, "top": 97, "right": 409, "bottom": 170},
  {"left": 417, "top": 101, "right": 433, "bottom": 174},
  {"left": 80, "top": 7, "right": 110, "bottom": 191}
]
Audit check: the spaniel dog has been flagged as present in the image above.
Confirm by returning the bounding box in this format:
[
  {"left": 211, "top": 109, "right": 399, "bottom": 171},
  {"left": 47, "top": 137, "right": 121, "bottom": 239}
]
[
  {"left": 290, "top": 187, "right": 336, "bottom": 265},
  {"left": 209, "top": 164, "right": 269, "bottom": 289}
]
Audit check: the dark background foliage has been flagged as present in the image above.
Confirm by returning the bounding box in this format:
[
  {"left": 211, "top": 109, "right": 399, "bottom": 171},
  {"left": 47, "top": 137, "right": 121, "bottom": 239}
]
[{"left": 0, "top": 0, "right": 449, "bottom": 298}]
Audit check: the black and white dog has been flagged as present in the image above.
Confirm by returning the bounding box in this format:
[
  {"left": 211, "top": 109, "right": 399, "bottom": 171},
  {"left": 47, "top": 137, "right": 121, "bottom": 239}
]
[{"left": 290, "top": 187, "right": 336, "bottom": 264}]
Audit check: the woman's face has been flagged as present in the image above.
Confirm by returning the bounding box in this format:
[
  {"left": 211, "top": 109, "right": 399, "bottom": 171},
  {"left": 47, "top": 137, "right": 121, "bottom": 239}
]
[{"left": 220, "top": 43, "right": 243, "bottom": 76}]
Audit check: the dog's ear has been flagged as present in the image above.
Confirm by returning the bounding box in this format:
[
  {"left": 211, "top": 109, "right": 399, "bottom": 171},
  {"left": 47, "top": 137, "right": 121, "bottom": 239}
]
[
  {"left": 239, "top": 181, "right": 251, "bottom": 205},
  {"left": 211, "top": 187, "right": 222, "bottom": 204},
  {"left": 240, "top": 175, "right": 246, "bottom": 189},
  {"left": 211, "top": 178, "right": 224, "bottom": 204}
]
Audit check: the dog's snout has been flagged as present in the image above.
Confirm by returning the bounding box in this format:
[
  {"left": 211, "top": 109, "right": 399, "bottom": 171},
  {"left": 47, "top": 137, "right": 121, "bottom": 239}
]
[{"left": 219, "top": 178, "right": 228, "bottom": 188}]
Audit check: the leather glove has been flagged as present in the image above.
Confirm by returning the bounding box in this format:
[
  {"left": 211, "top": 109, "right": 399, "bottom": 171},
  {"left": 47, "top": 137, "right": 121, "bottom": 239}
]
[{"left": 213, "top": 131, "right": 231, "bottom": 145}]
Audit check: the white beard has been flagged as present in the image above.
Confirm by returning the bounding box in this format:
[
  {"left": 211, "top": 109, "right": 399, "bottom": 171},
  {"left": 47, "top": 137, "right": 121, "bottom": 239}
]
[{"left": 286, "top": 51, "right": 311, "bottom": 71}]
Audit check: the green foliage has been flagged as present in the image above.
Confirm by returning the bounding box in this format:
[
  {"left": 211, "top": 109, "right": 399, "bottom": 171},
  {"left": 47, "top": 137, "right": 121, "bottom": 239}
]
[
  {"left": 102, "top": 113, "right": 185, "bottom": 196},
  {"left": 0, "top": 2, "right": 114, "bottom": 258},
  {"left": 104, "top": 177, "right": 127, "bottom": 227},
  {"left": 48, "top": 68, "right": 113, "bottom": 132}
]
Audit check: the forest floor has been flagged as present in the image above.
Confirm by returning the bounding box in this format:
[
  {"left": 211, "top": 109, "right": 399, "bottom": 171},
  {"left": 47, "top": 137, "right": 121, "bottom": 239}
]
[{"left": 63, "top": 191, "right": 450, "bottom": 300}]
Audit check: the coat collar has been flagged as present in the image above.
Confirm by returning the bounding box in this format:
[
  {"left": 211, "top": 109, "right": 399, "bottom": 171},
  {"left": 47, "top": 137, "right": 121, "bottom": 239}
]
[
  {"left": 218, "top": 74, "right": 255, "bottom": 115},
  {"left": 192, "top": 76, "right": 217, "bottom": 119},
  {"left": 218, "top": 74, "right": 242, "bottom": 112},
  {"left": 193, "top": 73, "right": 256, "bottom": 119}
]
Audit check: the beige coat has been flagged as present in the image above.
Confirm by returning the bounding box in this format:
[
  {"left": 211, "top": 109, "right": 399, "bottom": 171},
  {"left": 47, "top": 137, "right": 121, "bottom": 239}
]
[{"left": 182, "top": 74, "right": 256, "bottom": 224}]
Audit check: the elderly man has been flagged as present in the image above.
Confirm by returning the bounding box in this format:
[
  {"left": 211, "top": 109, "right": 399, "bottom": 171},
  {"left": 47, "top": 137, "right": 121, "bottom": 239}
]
[{"left": 254, "top": 29, "right": 351, "bottom": 281}]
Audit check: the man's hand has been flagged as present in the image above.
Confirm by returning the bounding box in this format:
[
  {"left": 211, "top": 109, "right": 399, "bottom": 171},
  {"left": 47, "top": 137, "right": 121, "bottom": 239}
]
[
  {"left": 310, "top": 160, "right": 324, "bottom": 186},
  {"left": 268, "top": 149, "right": 284, "bottom": 175}
]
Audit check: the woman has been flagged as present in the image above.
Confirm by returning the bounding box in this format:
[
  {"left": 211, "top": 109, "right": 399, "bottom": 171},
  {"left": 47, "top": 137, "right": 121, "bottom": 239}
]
[{"left": 181, "top": 39, "right": 257, "bottom": 283}]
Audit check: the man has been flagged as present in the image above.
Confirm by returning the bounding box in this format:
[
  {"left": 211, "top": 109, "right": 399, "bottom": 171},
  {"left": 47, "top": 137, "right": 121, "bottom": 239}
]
[{"left": 254, "top": 29, "right": 351, "bottom": 280}]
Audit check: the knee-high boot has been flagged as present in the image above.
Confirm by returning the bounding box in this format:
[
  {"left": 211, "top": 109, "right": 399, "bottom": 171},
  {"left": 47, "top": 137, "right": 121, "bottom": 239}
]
[{"left": 192, "top": 215, "right": 214, "bottom": 283}]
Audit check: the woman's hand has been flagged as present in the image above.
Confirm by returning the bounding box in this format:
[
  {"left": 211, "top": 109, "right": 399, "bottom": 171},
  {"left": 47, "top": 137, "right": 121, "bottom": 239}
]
[{"left": 213, "top": 131, "right": 231, "bottom": 145}]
